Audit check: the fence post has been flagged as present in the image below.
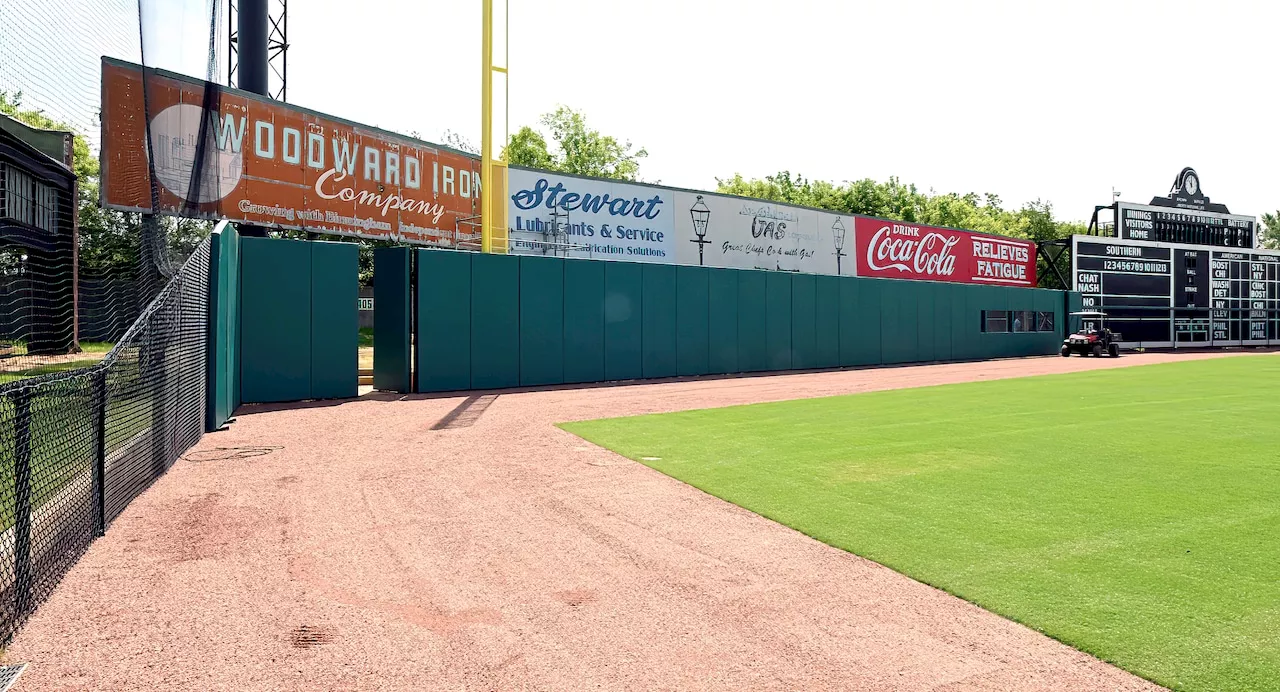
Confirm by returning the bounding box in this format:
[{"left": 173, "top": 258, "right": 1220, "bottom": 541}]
[
  {"left": 93, "top": 370, "right": 107, "bottom": 536},
  {"left": 150, "top": 298, "right": 170, "bottom": 479},
  {"left": 12, "top": 387, "right": 32, "bottom": 619}
]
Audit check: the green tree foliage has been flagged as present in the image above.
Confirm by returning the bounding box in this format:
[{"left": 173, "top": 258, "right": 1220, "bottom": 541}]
[
  {"left": 439, "top": 129, "right": 478, "bottom": 155},
  {"left": 1261, "top": 212, "right": 1280, "bottom": 249},
  {"left": 505, "top": 106, "right": 647, "bottom": 180},
  {"left": 505, "top": 126, "right": 553, "bottom": 170},
  {"left": 716, "top": 170, "right": 1086, "bottom": 242}
]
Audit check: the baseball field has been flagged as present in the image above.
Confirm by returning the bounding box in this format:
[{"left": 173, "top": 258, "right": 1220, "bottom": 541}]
[{"left": 563, "top": 355, "right": 1280, "bottom": 691}]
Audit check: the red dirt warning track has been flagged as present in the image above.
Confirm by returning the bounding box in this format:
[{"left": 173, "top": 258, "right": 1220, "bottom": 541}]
[{"left": 10, "top": 352, "right": 1253, "bottom": 690}]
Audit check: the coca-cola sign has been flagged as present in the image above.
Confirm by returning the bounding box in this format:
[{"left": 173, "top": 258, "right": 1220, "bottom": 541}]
[{"left": 853, "top": 217, "right": 1036, "bottom": 286}]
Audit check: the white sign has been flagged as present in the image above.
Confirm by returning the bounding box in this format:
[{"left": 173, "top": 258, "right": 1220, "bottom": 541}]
[
  {"left": 671, "top": 191, "right": 851, "bottom": 275},
  {"left": 507, "top": 168, "right": 675, "bottom": 263}
]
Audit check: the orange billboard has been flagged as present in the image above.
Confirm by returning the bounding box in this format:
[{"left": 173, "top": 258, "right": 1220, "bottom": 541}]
[{"left": 100, "top": 57, "right": 482, "bottom": 245}]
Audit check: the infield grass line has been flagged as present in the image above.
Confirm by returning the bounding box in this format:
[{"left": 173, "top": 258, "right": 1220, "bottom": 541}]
[{"left": 560, "top": 355, "right": 1280, "bottom": 692}]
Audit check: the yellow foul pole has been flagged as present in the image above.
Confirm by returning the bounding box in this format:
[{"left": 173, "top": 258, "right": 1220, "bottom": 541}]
[{"left": 480, "top": 0, "right": 509, "bottom": 254}]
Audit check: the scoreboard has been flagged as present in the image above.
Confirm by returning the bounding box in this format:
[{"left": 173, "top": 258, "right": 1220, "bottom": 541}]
[
  {"left": 1116, "top": 202, "right": 1256, "bottom": 249},
  {"left": 1072, "top": 236, "right": 1280, "bottom": 347}
]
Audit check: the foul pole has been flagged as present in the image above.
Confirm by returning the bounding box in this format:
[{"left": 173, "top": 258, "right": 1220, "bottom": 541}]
[{"left": 480, "top": 0, "right": 509, "bottom": 253}]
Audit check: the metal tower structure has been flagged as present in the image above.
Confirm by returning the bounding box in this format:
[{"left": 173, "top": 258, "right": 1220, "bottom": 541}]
[{"left": 227, "top": 0, "right": 288, "bottom": 100}]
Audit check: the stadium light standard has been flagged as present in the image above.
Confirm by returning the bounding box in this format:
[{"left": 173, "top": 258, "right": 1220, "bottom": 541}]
[
  {"left": 832, "top": 217, "right": 847, "bottom": 274},
  {"left": 690, "top": 195, "right": 711, "bottom": 265}
]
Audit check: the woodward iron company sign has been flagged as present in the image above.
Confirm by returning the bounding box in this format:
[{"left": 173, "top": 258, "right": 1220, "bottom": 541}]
[{"left": 100, "top": 58, "right": 480, "bottom": 244}]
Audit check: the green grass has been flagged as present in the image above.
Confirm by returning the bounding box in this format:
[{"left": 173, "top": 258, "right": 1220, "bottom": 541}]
[
  {"left": 78, "top": 341, "right": 115, "bottom": 354},
  {"left": 561, "top": 356, "right": 1280, "bottom": 691},
  {"left": 358, "top": 327, "right": 374, "bottom": 348},
  {"left": 0, "top": 360, "right": 103, "bottom": 385},
  {"left": 0, "top": 351, "right": 153, "bottom": 530}
]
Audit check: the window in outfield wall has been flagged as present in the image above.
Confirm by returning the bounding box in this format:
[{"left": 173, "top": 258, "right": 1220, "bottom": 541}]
[
  {"left": 982, "top": 310, "right": 1009, "bottom": 333},
  {"left": 1012, "top": 310, "right": 1034, "bottom": 333},
  {"left": 983, "top": 310, "right": 1055, "bottom": 333}
]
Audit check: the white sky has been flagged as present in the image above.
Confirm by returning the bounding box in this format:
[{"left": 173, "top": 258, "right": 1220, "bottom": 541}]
[{"left": 286, "top": 0, "right": 1275, "bottom": 222}]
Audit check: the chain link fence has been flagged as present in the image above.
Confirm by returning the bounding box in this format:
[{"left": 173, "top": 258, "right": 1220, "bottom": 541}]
[{"left": 0, "top": 237, "right": 209, "bottom": 642}]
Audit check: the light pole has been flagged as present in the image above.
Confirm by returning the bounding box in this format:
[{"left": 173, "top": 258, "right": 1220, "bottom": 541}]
[
  {"left": 549, "top": 206, "right": 568, "bottom": 257},
  {"left": 832, "top": 217, "right": 847, "bottom": 275},
  {"left": 690, "top": 195, "right": 711, "bottom": 266}
]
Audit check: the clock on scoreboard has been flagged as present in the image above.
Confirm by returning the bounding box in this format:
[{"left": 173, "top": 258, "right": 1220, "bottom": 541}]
[{"left": 1115, "top": 168, "right": 1255, "bottom": 249}]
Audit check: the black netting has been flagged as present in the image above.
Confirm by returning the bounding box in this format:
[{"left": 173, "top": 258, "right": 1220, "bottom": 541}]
[
  {"left": 0, "top": 0, "right": 222, "bottom": 645},
  {"left": 0, "top": 237, "right": 209, "bottom": 642}
]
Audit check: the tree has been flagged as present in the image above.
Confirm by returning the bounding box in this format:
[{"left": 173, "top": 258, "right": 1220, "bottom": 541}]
[
  {"left": 1261, "top": 212, "right": 1280, "bottom": 250},
  {"left": 440, "top": 129, "right": 478, "bottom": 155},
  {"left": 504, "top": 126, "right": 553, "bottom": 170},
  {"left": 717, "top": 170, "right": 1085, "bottom": 243},
  {"left": 504, "top": 106, "right": 647, "bottom": 180}
]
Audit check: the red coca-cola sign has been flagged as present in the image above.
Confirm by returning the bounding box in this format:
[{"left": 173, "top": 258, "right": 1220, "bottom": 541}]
[{"left": 853, "top": 217, "right": 1036, "bottom": 286}]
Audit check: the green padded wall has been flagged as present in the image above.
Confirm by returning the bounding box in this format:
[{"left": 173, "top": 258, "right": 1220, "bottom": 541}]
[
  {"left": 791, "top": 273, "right": 816, "bottom": 370},
  {"left": 519, "top": 256, "right": 564, "bottom": 386},
  {"left": 814, "top": 275, "right": 840, "bottom": 368},
  {"left": 240, "top": 237, "right": 312, "bottom": 403},
  {"left": 310, "top": 242, "right": 358, "bottom": 400},
  {"left": 409, "top": 253, "right": 1077, "bottom": 394},
  {"left": 675, "top": 266, "right": 710, "bottom": 376},
  {"left": 916, "top": 281, "right": 936, "bottom": 362},
  {"left": 932, "top": 282, "right": 954, "bottom": 362},
  {"left": 851, "top": 278, "right": 882, "bottom": 366},
  {"left": 707, "top": 268, "right": 738, "bottom": 374},
  {"left": 964, "top": 282, "right": 985, "bottom": 360},
  {"left": 738, "top": 271, "right": 767, "bottom": 372},
  {"left": 953, "top": 284, "right": 974, "bottom": 361},
  {"left": 884, "top": 280, "right": 919, "bottom": 364},
  {"left": 471, "top": 253, "right": 520, "bottom": 389},
  {"left": 206, "top": 220, "right": 240, "bottom": 431},
  {"left": 604, "top": 262, "right": 643, "bottom": 380},
  {"left": 837, "top": 277, "right": 859, "bottom": 366},
  {"left": 417, "top": 250, "right": 471, "bottom": 392},
  {"left": 642, "top": 264, "right": 678, "bottom": 379},
  {"left": 766, "top": 272, "right": 793, "bottom": 371},
  {"left": 564, "top": 259, "right": 605, "bottom": 384},
  {"left": 374, "top": 248, "right": 412, "bottom": 393}
]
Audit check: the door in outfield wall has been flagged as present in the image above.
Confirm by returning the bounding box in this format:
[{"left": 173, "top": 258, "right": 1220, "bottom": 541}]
[{"left": 240, "top": 238, "right": 359, "bottom": 403}]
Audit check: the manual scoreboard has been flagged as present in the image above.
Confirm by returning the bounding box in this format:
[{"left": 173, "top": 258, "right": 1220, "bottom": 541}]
[
  {"left": 1070, "top": 168, "right": 1276, "bottom": 348},
  {"left": 1073, "top": 237, "right": 1280, "bottom": 347},
  {"left": 1115, "top": 203, "right": 1256, "bottom": 249}
]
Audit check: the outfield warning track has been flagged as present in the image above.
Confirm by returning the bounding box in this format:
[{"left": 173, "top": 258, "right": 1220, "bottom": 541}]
[{"left": 9, "top": 351, "right": 1262, "bottom": 690}]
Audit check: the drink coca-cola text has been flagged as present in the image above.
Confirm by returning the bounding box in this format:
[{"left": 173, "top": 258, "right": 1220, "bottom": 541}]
[
  {"left": 854, "top": 217, "right": 1036, "bottom": 286},
  {"left": 866, "top": 224, "right": 959, "bottom": 277}
]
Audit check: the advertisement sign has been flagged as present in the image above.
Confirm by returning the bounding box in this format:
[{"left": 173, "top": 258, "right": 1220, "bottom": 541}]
[
  {"left": 100, "top": 58, "right": 480, "bottom": 245},
  {"left": 853, "top": 217, "right": 1036, "bottom": 286},
  {"left": 669, "top": 192, "right": 852, "bottom": 275},
  {"left": 506, "top": 168, "right": 674, "bottom": 262},
  {"left": 506, "top": 168, "right": 855, "bottom": 275}
]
